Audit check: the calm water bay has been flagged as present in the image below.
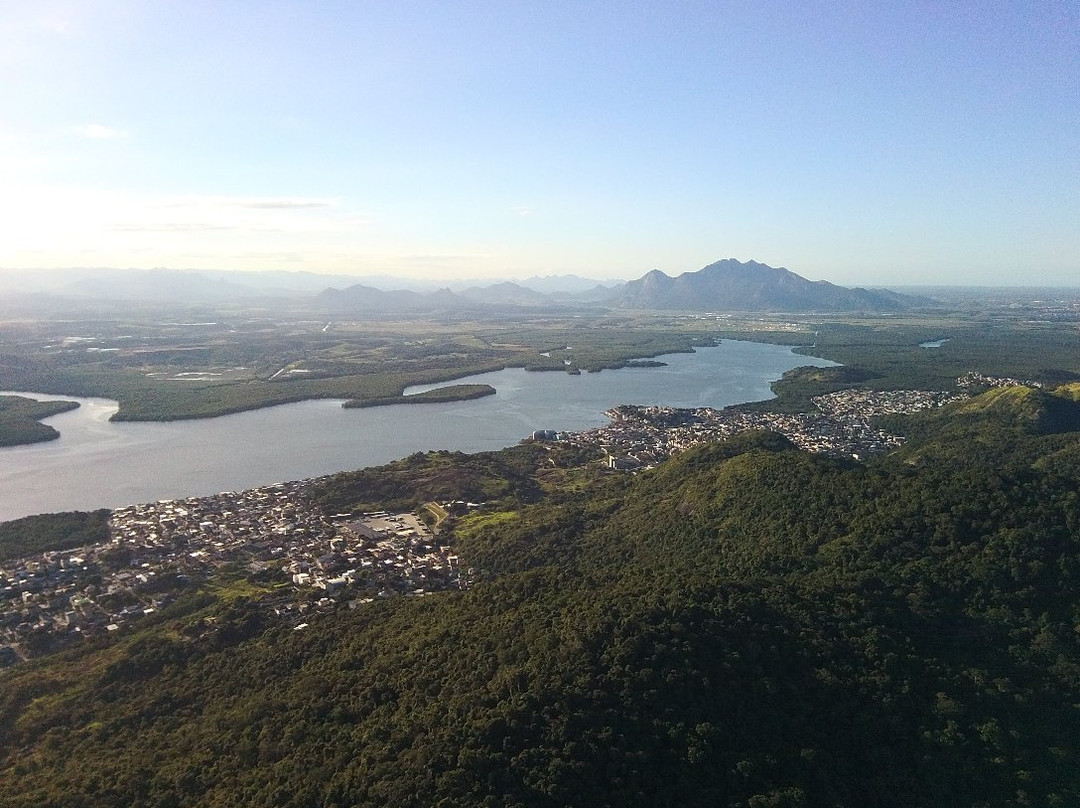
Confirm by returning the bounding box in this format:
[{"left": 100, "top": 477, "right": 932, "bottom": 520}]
[{"left": 0, "top": 340, "right": 834, "bottom": 521}]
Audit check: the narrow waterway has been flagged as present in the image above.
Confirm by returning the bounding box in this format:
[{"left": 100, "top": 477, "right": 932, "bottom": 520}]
[{"left": 0, "top": 340, "right": 835, "bottom": 521}]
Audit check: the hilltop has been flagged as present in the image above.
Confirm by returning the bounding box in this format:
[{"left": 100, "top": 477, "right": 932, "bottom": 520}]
[{"left": 616, "top": 258, "right": 925, "bottom": 312}]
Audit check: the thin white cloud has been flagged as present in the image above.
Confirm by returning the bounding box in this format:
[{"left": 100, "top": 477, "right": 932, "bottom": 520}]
[
  {"left": 109, "top": 223, "right": 238, "bottom": 233},
  {"left": 156, "top": 195, "right": 337, "bottom": 210},
  {"left": 236, "top": 200, "right": 334, "bottom": 210},
  {"left": 0, "top": 183, "right": 380, "bottom": 271},
  {"left": 38, "top": 13, "right": 74, "bottom": 35},
  {"left": 237, "top": 251, "right": 307, "bottom": 263},
  {"left": 399, "top": 254, "right": 485, "bottom": 264},
  {"left": 131, "top": 195, "right": 353, "bottom": 235},
  {"left": 73, "top": 123, "right": 129, "bottom": 139}
]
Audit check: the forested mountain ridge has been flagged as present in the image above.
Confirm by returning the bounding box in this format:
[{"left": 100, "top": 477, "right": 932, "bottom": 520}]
[{"left": 2, "top": 409, "right": 1080, "bottom": 806}]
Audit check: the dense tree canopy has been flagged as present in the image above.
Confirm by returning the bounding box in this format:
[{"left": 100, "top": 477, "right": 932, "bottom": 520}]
[
  {"left": 3, "top": 404, "right": 1080, "bottom": 807},
  {"left": 0, "top": 395, "right": 79, "bottom": 447}
]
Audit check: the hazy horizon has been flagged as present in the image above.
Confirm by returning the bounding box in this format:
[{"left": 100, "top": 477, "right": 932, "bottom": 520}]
[
  {"left": 1, "top": 3, "right": 1076, "bottom": 286},
  {"left": 3, "top": 262, "right": 1080, "bottom": 297}
]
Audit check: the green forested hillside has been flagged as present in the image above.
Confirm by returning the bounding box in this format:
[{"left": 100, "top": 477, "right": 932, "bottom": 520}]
[
  {"left": 0, "top": 395, "right": 79, "bottom": 447},
  {"left": 2, "top": 412, "right": 1080, "bottom": 807},
  {"left": 0, "top": 509, "right": 111, "bottom": 562}
]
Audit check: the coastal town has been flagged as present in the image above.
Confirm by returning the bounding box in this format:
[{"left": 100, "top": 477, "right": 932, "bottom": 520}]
[
  {"left": 574, "top": 386, "right": 964, "bottom": 469},
  {"left": 0, "top": 482, "right": 464, "bottom": 664},
  {"left": 0, "top": 374, "right": 1025, "bottom": 665}
]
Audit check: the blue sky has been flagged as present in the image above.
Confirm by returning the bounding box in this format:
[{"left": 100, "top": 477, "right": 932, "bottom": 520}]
[{"left": 0, "top": 1, "right": 1076, "bottom": 285}]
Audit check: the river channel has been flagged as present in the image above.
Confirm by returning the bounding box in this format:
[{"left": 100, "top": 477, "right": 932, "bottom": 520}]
[{"left": 0, "top": 340, "right": 835, "bottom": 521}]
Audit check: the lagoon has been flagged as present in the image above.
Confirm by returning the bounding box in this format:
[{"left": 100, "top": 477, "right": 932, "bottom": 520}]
[{"left": 0, "top": 340, "right": 834, "bottom": 521}]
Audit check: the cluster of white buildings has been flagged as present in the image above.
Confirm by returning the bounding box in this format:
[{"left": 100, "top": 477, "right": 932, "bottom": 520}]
[
  {"left": 567, "top": 387, "right": 964, "bottom": 469},
  {"left": 1, "top": 483, "right": 463, "bottom": 664},
  {"left": 957, "top": 371, "right": 1043, "bottom": 390}
]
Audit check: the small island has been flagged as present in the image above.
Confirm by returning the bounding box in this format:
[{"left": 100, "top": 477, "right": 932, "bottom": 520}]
[
  {"left": 0, "top": 396, "right": 80, "bottom": 447},
  {"left": 342, "top": 383, "right": 496, "bottom": 409}
]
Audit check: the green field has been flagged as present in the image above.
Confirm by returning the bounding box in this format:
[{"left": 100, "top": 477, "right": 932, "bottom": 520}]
[
  {"left": 0, "top": 308, "right": 714, "bottom": 422},
  {"left": 6, "top": 291, "right": 1080, "bottom": 427}
]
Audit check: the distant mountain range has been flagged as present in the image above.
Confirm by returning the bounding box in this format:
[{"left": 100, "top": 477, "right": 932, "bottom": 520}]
[
  {"left": 315, "top": 284, "right": 464, "bottom": 314},
  {"left": 318, "top": 259, "right": 926, "bottom": 314},
  {"left": 0, "top": 260, "right": 927, "bottom": 313},
  {"left": 0, "top": 268, "right": 618, "bottom": 304}
]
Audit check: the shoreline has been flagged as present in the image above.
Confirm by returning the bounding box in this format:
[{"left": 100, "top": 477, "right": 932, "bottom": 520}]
[{"left": 0, "top": 341, "right": 832, "bottom": 522}]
